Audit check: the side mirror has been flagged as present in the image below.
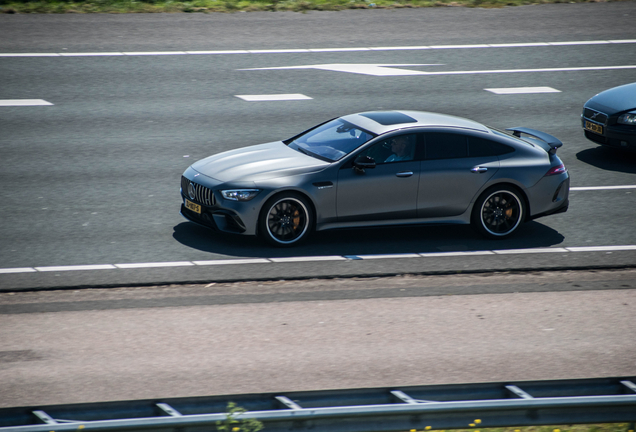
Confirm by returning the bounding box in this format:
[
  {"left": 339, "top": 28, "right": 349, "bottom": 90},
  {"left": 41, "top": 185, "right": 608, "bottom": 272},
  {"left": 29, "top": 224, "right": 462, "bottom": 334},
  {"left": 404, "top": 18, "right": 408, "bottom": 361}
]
[{"left": 353, "top": 155, "right": 376, "bottom": 173}]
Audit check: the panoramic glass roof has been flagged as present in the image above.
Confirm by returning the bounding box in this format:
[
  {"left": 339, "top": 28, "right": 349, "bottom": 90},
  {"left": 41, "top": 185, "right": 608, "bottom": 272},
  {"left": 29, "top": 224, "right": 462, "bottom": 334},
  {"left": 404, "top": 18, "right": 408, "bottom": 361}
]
[{"left": 359, "top": 111, "right": 418, "bottom": 126}]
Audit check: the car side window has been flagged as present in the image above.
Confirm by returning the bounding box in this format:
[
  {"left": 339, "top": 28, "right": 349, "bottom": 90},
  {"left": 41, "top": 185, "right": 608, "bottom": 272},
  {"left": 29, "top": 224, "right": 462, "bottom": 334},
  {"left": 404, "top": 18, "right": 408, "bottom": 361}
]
[
  {"left": 358, "top": 133, "right": 418, "bottom": 164},
  {"left": 424, "top": 132, "right": 468, "bottom": 160},
  {"left": 469, "top": 136, "right": 515, "bottom": 157}
]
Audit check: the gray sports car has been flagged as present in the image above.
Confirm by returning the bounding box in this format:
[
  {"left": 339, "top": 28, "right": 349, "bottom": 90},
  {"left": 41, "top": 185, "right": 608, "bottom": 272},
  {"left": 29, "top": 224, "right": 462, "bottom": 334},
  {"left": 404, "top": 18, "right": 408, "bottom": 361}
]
[{"left": 181, "top": 111, "right": 569, "bottom": 246}]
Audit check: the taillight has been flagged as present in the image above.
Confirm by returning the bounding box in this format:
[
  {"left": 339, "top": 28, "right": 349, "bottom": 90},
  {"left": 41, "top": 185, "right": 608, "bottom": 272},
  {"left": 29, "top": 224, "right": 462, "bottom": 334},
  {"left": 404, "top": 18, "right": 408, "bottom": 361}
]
[{"left": 545, "top": 164, "right": 566, "bottom": 176}]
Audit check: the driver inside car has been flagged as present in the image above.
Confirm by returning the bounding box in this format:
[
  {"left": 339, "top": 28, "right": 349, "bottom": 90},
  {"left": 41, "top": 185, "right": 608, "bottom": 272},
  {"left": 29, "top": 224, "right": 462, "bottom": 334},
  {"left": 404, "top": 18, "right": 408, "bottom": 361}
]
[{"left": 385, "top": 135, "right": 415, "bottom": 162}]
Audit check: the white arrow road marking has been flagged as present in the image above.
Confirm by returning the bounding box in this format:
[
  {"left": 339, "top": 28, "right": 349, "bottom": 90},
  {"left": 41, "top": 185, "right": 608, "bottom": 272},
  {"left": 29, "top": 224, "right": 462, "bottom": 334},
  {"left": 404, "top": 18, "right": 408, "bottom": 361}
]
[
  {"left": 240, "top": 64, "right": 443, "bottom": 76},
  {"left": 241, "top": 64, "right": 636, "bottom": 77}
]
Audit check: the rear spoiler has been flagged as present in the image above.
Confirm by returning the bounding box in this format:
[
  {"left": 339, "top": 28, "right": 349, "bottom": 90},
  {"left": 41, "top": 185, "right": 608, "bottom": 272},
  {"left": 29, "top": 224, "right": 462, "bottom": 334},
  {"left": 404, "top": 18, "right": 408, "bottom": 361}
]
[{"left": 506, "top": 127, "right": 563, "bottom": 155}]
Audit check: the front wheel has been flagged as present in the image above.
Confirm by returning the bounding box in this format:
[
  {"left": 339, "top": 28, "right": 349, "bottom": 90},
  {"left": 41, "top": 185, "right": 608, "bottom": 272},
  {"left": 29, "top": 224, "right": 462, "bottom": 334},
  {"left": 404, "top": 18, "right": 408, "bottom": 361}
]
[
  {"left": 259, "top": 193, "right": 313, "bottom": 247},
  {"left": 472, "top": 186, "right": 525, "bottom": 239}
]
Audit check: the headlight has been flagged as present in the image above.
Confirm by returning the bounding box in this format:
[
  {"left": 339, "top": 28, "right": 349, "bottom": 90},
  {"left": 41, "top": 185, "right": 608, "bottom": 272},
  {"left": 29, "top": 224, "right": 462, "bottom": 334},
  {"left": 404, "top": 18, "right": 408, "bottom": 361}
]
[
  {"left": 221, "top": 189, "right": 260, "bottom": 201},
  {"left": 618, "top": 112, "right": 636, "bottom": 125}
]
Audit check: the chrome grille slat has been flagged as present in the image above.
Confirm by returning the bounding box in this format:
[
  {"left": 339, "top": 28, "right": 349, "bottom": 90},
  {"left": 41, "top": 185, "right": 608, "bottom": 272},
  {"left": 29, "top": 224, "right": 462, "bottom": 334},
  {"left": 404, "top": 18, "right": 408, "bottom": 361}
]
[{"left": 182, "top": 176, "right": 215, "bottom": 206}]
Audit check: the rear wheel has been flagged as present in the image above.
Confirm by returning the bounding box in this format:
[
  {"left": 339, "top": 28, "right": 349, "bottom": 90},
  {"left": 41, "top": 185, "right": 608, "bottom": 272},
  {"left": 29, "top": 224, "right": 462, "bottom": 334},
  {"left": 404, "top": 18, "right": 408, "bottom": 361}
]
[
  {"left": 472, "top": 186, "right": 525, "bottom": 239},
  {"left": 259, "top": 193, "right": 313, "bottom": 247}
]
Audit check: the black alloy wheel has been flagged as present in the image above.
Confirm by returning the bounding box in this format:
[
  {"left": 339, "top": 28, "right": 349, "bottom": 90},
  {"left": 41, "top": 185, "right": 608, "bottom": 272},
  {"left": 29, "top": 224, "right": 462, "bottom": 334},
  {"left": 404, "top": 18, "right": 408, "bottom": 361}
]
[
  {"left": 473, "top": 186, "right": 525, "bottom": 239},
  {"left": 259, "top": 193, "right": 313, "bottom": 246}
]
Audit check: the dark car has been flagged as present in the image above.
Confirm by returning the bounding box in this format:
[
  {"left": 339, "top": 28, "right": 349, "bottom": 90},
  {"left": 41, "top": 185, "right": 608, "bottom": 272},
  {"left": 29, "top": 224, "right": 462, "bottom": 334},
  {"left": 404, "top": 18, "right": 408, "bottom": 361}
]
[
  {"left": 181, "top": 111, "right": 570, "bottom": 246},
  {"left": 582, "top": 82, "right": 636, "bottom": 151}
]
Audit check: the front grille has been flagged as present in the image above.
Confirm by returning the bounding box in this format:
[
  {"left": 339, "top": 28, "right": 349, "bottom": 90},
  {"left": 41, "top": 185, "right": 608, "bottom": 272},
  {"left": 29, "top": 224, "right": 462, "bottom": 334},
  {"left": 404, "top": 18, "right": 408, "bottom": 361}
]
[
  {"left": 583, "top": 108, "right": 608, "bottom": 125},
  {"left": 181, "top": 176, "right": 215, "bottom": 206}
]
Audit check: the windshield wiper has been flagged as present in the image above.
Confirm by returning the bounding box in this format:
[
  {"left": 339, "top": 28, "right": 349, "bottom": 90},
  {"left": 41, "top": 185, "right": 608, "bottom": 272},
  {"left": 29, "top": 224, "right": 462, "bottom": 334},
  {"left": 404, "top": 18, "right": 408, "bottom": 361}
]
[
  {"left": 292, "top": 144, "right": 333, "bottom": 162},
  {"left": 294, "top": 146, "right": 310, "bottom": 155}
]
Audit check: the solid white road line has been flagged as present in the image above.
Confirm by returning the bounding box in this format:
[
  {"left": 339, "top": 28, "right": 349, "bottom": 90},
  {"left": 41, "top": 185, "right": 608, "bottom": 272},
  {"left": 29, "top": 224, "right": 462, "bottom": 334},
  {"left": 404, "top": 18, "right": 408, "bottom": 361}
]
[
  {"left": 269, "top": 256, "right": 348, "bottom": 263},
  {"left": 571, "top": 185, "right": 636, "bottom": 191},
  {"left": 345, "top": 253, "right": 422, "bottom": 260},
  {"left": 115, "top": 262, "right": 194, "bottom": 269},
  {"left": 493, "top": 248, "right": 569, "bottom": 254},
  {"left": 0, "top": 268, "right": 37, "bottom": 274},
  {"left": 34, "top": 264, "right": 116, "bottom": 272},
  {"left": 192, "top": 259, "right": 271, "bottom": 265},
  {"left": 1, "top": 244, "right": 635, "bottom": 276},
  {"left": 416, "top": 65, "right": 636, "bottom": 76},
  {"left": 420, "top": 251, "right": 495, "bottom": 257},
  {"left": 0, "top": 99, "right": 53, "bottom": 106},
  {"left": 59, "top": 52, "right": 125, "bottom": 56},
  {"left": 123, "top": 51, "right": 188, "bottom": 55},
  {"left": 566, "top": 246, "right": 636, "bottom": 252},
  {"left": 1, "top": 39, "right": 634, "bottom": 57}
]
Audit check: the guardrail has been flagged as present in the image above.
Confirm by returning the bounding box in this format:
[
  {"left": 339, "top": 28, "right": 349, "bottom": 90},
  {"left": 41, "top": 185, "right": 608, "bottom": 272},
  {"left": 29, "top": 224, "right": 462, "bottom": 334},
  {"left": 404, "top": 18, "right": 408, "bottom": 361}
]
[{"left": 1, "top": 377, "right": 635, "bottom": 432}]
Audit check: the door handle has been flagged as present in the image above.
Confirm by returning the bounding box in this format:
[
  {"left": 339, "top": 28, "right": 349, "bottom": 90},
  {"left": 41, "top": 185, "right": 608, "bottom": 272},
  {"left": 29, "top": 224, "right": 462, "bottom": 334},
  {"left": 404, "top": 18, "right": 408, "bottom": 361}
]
[
  {"left": 471, "top": 167, "right": 488, "bottom": 173},
  {"left": 396, "top": 171, "right": 414, "bottom": 177}
]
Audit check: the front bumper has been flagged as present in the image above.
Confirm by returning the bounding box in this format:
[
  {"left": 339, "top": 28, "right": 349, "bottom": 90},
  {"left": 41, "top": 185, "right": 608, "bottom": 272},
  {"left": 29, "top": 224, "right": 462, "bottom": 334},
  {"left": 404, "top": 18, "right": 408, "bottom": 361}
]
[
  {"left": 180, "top": 170, "right": 267, "bottom": 236},
  {"left": 180, "top": 202, "right": 247, "bottom": 234},
  {"left": 581, "top": 117, "right": 636, "bottom": 151}
]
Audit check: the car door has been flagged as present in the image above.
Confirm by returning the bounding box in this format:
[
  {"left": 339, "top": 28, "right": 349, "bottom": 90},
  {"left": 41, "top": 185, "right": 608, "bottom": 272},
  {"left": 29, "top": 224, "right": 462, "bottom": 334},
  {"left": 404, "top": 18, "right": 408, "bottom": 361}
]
[
  {"left": 336, "top": 134, "right": 420, "bottom": 222},
  {"left": 417, "top": 131, "right": 500, "bottom": 218}
]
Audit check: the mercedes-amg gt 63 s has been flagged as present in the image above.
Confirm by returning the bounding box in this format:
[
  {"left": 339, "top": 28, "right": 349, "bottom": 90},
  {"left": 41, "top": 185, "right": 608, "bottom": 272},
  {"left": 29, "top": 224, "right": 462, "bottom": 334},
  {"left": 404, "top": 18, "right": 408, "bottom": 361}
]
[{"left": 181, "top": 111, "right": 570, "bottom": 246}]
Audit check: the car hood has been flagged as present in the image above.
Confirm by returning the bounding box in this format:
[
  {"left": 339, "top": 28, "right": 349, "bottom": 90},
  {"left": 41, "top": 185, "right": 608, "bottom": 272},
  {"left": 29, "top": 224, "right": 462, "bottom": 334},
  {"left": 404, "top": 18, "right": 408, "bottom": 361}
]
[
  {"left": 190, "top": 141, "right": 329, "bottom": 183},
  {"left": 585, "top": 82, "right": 636, "bottom": 115}
]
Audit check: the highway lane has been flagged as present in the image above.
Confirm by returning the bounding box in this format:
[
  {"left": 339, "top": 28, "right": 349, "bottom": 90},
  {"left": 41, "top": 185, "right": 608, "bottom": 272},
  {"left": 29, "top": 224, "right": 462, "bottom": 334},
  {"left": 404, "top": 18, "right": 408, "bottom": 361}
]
[
  {"left": 1, "top": 270, "right": 635, "bottom": 407},
  {"left": 1, "top": 3, "right": 636, "bottom": 290}
]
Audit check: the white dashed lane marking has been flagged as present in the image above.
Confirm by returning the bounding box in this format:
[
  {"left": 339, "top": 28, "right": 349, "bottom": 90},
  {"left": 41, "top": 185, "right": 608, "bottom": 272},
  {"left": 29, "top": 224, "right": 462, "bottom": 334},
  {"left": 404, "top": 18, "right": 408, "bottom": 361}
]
[
  {"left": 485, "top": 87, "right": 561, "bottom": 94},
  {"left": 0, "top": 99, "right": 53, "bottom": 106},
  {"left": 235, "top": 94, "right": 312, "bottom": 102}
]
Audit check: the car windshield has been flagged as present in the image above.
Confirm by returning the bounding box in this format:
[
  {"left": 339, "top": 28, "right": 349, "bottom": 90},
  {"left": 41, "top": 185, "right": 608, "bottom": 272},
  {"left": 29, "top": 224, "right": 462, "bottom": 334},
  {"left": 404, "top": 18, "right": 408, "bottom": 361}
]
[{"left": 288, "top": 118, "right": 376, "bottom": 162}]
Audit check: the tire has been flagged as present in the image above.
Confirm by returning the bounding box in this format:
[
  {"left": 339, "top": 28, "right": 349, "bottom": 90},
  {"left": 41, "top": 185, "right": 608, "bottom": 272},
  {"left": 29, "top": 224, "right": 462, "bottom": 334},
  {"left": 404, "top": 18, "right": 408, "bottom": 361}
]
[
  {"left": 259, "top": 193, "right": 313, "bottom": 247},
  {"left": 472, "top": 185, "right": 525, "bottom": 239}
]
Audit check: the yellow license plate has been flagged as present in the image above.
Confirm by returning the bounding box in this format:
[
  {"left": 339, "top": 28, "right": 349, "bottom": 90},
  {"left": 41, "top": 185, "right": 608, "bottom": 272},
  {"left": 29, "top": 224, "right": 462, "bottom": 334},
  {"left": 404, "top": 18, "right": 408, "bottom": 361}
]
[
  {"left": 185, "top": 199, "right": 201, "bottom": 214},
  {"left": 585, "top": 121, "right": 603, "bottom": 135}
]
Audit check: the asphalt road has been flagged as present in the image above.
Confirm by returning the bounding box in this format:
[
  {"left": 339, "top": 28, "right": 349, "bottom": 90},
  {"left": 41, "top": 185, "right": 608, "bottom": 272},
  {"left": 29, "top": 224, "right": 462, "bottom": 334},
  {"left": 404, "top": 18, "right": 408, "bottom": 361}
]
[{"left": 1, "top": 3, "right": 636, "bottom": 290}]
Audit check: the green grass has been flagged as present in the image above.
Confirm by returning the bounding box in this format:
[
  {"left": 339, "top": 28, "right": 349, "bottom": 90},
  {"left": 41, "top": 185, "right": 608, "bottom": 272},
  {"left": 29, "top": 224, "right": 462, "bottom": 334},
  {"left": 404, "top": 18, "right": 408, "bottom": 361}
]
[
  {"left": 0, "top": 0, "right": 629, "bottom": 14},
  {"left": 412, "top": 425, "right": 634, "bottom": 432}
]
